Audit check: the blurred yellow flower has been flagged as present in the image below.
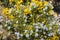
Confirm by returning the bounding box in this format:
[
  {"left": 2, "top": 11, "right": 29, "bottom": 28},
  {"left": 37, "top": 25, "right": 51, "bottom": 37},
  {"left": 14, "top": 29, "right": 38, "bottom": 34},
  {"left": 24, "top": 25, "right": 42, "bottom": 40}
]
[
  {"left": 38, "top": 2, "right": 44, "bottom": 9},
  {"left": 24, "top": 8, "right": 31, "bottom": 14},
  {"left": 52, "top": 35, "right": 58, "bottom": 40},
  {"left": 16, "top": 0, "right": 23, "bottom": 5},
  {"left": 9, "top": 15, "right": 14, "bottom": 19},
  {"left": 35, "top": 1, "right": 40, "bottom": 6},
  {"left": 44, "top": 1, "right": 48, "bottom": 5},
  {"left": 32, "top": 0, "right": 39, "bottom": 2},
  {"left": 39, "top": 2, "right": 43, "bottom": 7},
  {"left": 32, "top": 0, "right": 36, "bottom": 2},
  {"left": 2, "top": 8, "right": 9, "bottom": 14}
]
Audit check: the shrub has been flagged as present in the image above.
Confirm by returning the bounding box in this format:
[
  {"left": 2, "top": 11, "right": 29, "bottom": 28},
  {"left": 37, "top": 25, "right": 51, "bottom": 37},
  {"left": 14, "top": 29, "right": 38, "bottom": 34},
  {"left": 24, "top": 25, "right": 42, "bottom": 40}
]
[{"left": 2, "top": 0, "right": 60, "bottom": 40}]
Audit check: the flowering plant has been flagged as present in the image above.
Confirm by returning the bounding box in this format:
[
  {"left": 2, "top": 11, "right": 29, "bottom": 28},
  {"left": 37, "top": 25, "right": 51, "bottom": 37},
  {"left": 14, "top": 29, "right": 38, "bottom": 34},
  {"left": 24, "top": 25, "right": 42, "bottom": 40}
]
[{"left": 2, "top": 0, "right": 60, "bottom": 40}]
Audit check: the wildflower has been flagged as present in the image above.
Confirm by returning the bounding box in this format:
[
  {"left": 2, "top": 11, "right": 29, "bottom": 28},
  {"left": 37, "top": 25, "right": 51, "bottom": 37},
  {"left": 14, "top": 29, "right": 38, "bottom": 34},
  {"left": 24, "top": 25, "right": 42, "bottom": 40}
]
[
  {"left": 52, "top": 35, "right": 58, "bottom": 40},
  {"left": 26, "top": 34, "right": 29, "bottom": 38},
  {"left": 20, "top": 34, "right": 23, "bottom": 37},
  {"left": 24, "top": 19, "right": 27, "bottom": 22},
  {"left": 2, "top": 8, "right": 9, "bottom": 15},
  {"left": 38, "top": 2, "right": 43, "bottom": 9},
  {"left": 24, "top": 30, "right": 28, "bottom": 33},
  {"left": 30, "top": 30, "right": 33, "bottom": 35},
  {"left": 9, "top": 15, "right": 14, "bottom": 19},
  {"left": 35, "top": 26, "right": 39, "bottom": 29},
  {"left": 39, "top": 2, "right": 43, "bottom": 7},
  {"left": 2, "top": 0, "right": 59, "bottom": 39},
  {"left": 23, "top": 24, "right": 26, "bottom": 26},
  {"left": 35, "top": 33, "right": 38, "bottom": 37},
  {"left": 48, "top": 33, "right": 52, "bottom": 36},
  {"left": 24, "top": 8, "right": 31, "bottom": 14},
  {"left": 7, "top": 26, "right": 11, "bottom": 30},
  {"left": 36, "top": 29, "right": 39, "bottom": 32},
  {"left": 16, "top": 0, "right": 23, "bottom": 5},
  {"left": 32, "top": 0, "right": 36, "bottom": 2},
  {"left": 35, "top": 1, "right": 40, "bottom": 6},
  {"left": 44, "top": 1, "right": 48, "bottom": 5}
]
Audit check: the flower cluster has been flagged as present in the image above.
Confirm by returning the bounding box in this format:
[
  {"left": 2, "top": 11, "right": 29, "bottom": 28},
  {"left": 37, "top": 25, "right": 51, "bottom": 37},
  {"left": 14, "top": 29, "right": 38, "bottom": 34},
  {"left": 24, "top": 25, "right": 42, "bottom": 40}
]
[{"left": 2, "top": 0, "right": 60, "bottom": 40}]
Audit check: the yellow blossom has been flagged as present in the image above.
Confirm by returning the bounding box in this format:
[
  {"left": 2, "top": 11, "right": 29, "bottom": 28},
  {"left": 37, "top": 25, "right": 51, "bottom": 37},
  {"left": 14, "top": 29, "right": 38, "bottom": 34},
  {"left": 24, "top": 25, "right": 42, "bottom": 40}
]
[
  {"left": 52, "top": 35, "right": 58, "bottom": 40},
  {"left": 9, "top": 15, "right": 14, "bottom": 19},
  {"left": 32, "top": 0, "right": 36, "bottom": 2},
  {"left": 39, "top": 2, "right": 43, "bottom": 7},
  {"left": 2, "top": 8, "right": 9, "bottom": 14},
  {"left": 32, "top": 0, "right": 39, "bottom": 2},
  {"left": 35, "top": 1, "right": 40, "bottom": 6},
  {"left": 32, "top": 0, "right": 40, "bottom": 6},
  {"left": 24, "top": 8, "right": 31, "bottom": 14},
  {"left": 16, "top": 0, "right": 23, "bottom": 5},
  {"left": 44, "top": 1, "right": 48, "bottom": 5},
  {"left": 38, "top": 2, "right": 44, "bottom": 9}
]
